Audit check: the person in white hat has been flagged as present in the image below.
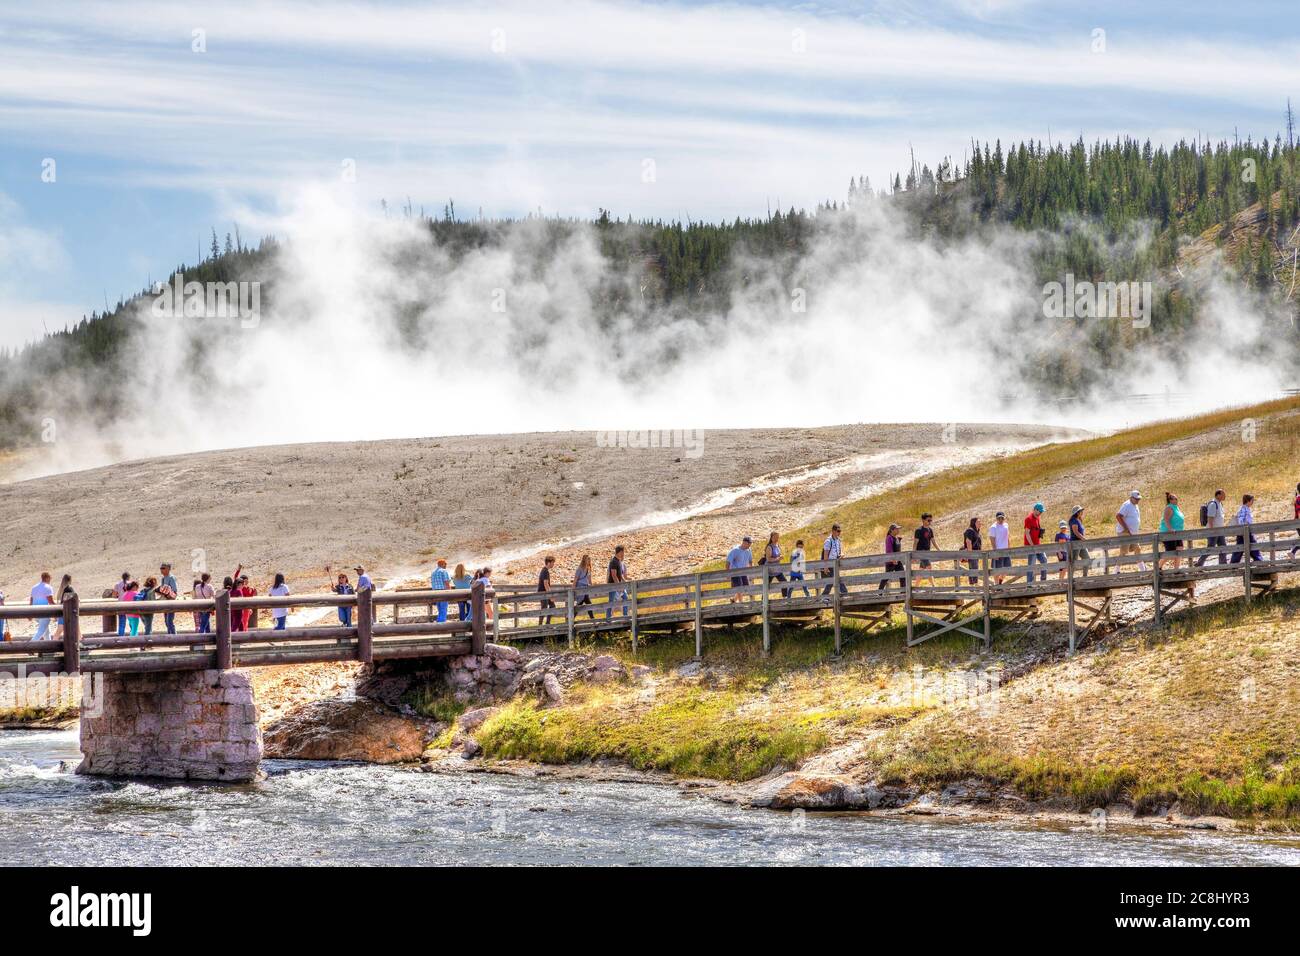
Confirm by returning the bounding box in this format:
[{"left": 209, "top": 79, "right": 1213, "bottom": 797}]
[{"left": 1115, "top": 490, "right": 1148, "bottom": 572}]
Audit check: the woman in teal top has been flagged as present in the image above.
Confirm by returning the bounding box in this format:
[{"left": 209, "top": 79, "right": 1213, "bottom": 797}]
[{"left": 1159, "top": 491, "right": 1186, "bottom": 570}]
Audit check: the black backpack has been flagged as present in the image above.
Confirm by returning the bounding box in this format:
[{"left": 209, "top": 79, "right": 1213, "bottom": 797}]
[{"left": 1199, "top": 502, "right": 1210, "bottom": 527}]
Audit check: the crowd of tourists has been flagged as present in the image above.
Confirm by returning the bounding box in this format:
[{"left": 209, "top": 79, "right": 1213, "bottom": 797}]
[{"left": 3, "top": 484, "right": 1297, "bottom": 640}]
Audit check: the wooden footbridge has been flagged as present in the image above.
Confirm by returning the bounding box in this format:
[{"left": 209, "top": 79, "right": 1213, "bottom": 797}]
[{"left": 1, "top": 518, "right": 1298, "bottom": 677}]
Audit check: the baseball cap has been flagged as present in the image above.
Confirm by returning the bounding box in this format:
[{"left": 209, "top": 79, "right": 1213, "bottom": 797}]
[
  {"left": 995, "top": 511, "right": 1005, "bottom": 519},
  {"left": 1033, "top": 502, "right": 1045, "bottom": 513}
]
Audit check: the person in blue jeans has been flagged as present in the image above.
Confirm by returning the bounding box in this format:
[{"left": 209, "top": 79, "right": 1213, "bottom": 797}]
[
  {"left": 606, "top": 546, "right": 628, "bottom": 619},
  {"left": 452, "top": 563, "right": 473, "bottom": 621},
  {"left": 269, "top": 573, "right": 290, "bottom": 630},
  {"left": 430, "top": 558, "right": 452, "bottom": 623},
  {"left": 159, "top": 563, "right": 180, "bottom": 634},
  {"left": 1229, "top": 494, "right": 1265, "bottom": 564},
  {"left": 329, "top": 570, "right": 354, "bottom": 626},
  {"left": 1023, "top": 503, "right": 1048, "bottom": 583}
]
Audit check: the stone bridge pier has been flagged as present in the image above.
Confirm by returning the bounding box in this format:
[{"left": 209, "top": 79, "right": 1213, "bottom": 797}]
[{"left": 77, "top": 669, "right": 263, "bottom": 782}]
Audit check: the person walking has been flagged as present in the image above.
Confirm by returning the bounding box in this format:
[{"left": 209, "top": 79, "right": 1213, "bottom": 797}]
[
  {"left": 1158, "top": 492, "right": 1187, "bottom": 571},
  {"left": 269, "top": 573, "right": 290, "bottom": 631},
  {"left": 1023, "top": 503, "right": 1047, "bottom": 583},
  {"left": 430, "top": 558, "right": 452, "bottom": 623},
  {"left": 1198, "top": 489, "right": 1228, "bottom": 566},
  {"left": 1068, "top": 506, "right": 1091, "bottom": 572},
  {"left": 913, "top": 514, "right": 936, "bottom": 583},
  {"left": 789, "top": 539, "right": 810, "bottom": 596},
  {"left": 880, "top": 524, "right": 903, "bottom": 590},
  {"left": 820, "top": 524, "right": 846, "bottom": 595},
  {"left": 159, "top": 563, "right": 180, "bottom": 634},
  {"left": 538, "top": 556, "right": 556, "bottom": 625},
  {"left": 1115, "top": 490, "right": 1146, "bottom": 572},
  {"left": 727, "top": 536, "right": 754, "bottom": 602},
  {"left": 961, "top": 518, "right": 983, "bottom": 585},
  {"left": 193, "top": 572, "right": 214, "bottom": 633},
  {"left": 452, "top": 563, "right": 473, "bottom": 621},
  {"left": 764, "top": 532, "right": 788, "bottom": 598},
  {"left": 1054, "top": 522, "right": 1070, "bottom": 580},
  {"left": 573, "top": 555, "right": 595, "bottom": 620},
  {"left": 606, "top": 546, "right": 628, "bottom": 619},
  {"left": 1230, "top": 494, "right": 1264, "bottom": 564},
  {"left": 988, "top": 511, "right": 1012, "bottom": 584},
  {"left": 30, "top": 572, "right": 54, "bottom": 641}
]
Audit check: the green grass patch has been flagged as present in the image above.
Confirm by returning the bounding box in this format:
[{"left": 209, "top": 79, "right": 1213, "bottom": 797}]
[
  {"left": 874, "top": 732, "right": 1300, "bottom": 819},
  {"left": 402, "top": 682, "right": 467, "bottom": 724},
  {"left": 477, "top": 688, "right": 847, "bottom": 781}
]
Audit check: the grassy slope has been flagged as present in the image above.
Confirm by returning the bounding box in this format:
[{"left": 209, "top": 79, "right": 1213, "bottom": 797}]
[
  {"left": 792, "top": 395, "right": 1300, "bottom": 555},
  {"left": 471, "top": 397, "right": 1300, "bottom": 816},
  {"left": 867, "top": 589, "right": 1300, "bottom": 819}
]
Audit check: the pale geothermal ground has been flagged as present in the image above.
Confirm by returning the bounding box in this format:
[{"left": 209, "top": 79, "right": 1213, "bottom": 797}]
[{"left": 0, "top": 423, "right": 1086, "bottom": 618}]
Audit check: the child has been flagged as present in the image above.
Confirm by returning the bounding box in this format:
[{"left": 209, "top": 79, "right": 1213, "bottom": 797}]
[
  {"left": 789, "top": 539, "right": 810, "bottom": 596},
  {"left": 1055, "top": 521, "right": 1070, "bottom": 580},
  {"left": 122, "top": 580, "right": 141, "bottom": 636}
]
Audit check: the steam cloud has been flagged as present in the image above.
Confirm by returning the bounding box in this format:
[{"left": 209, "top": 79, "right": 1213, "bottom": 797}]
[{"left": 20, "top": 185, "right": 1295, "bottom": 478}]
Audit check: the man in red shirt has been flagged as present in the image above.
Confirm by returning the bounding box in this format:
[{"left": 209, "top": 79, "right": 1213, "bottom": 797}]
[{"left": 1024, "top": 502, "right": 1047, "bottom": 583}]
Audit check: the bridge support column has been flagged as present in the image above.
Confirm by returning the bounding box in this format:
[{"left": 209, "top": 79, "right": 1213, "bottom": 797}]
[{"left": 77, "top": 669, "right": 262, "bottom": 782}]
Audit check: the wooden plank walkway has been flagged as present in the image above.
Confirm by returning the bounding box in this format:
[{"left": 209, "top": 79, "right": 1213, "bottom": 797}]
[{"left": 1, "top": 519, "right": 1297, "bottom": 675}]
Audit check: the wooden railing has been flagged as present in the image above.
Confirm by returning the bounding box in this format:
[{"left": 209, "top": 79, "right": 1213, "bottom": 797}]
[
  {"left": 0, "top": 582, "right": 489, "bottom": 676},
  {"left": 482, "top": 517, "right": 1300, "bottom": 654},
  {"left": 1, "top": 518, "right": 1297, "bottom": 675}
]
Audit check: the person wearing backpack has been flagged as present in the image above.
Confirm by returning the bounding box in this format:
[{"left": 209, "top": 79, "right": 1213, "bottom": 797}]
[{"left": 1196, "top": 489, "right": 1227, "bottom": 567}]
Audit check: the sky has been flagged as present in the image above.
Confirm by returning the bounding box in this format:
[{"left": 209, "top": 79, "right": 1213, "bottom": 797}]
[{"left": 1, "top": 0, "right": 1298, "bottom": 349}]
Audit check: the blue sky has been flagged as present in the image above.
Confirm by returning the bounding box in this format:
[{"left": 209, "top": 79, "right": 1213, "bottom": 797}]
[{"left": 1, "top": 0, "right": 1298, "bottom": 347}]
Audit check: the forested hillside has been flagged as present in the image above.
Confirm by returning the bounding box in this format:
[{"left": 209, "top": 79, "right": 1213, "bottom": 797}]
[{"left": 3, "top": 130, "right": 1299, "bottom": 448}]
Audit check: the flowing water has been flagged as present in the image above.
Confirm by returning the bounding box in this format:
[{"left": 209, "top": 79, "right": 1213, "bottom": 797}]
[{"left": 4, "top": 729, "right": 1299, "bottom": 866}]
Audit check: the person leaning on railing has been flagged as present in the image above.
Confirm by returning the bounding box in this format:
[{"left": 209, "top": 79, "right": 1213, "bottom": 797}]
[{"left": 325, "top": 567, "right": 355, "bottom": 627}]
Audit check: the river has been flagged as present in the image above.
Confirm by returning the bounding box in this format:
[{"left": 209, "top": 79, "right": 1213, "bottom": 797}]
[{"left": 4, "top": 729, "right": 1300, "bottom": 866}]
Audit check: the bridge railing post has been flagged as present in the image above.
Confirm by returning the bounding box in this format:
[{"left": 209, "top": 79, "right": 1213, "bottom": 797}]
[
  {"left": 215, "top": 590, "right": 232, "bottom": 669},
  {"left": 565, "top": 588, "right": 575, "bottom": 648},
  {"left": 832, "top": 559, "right": 842, "bottom": 656},
  {"left": 629, "top": 581, "right": 639, "bottom": 654},
  {"left": 761, "top": 564, "right": 771, "bottom": 656},
  {"left": 356, "top": 587, "right": 374, "bottom": 663},
  {"left": 693, "top": 574, "right": 703, "bottom": 659},
  {"left": 470, "top": 581, "right": 487, "bottom": 655},
  {"left": 62, "top": 593, "right": 80, "bottom": 673}
]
